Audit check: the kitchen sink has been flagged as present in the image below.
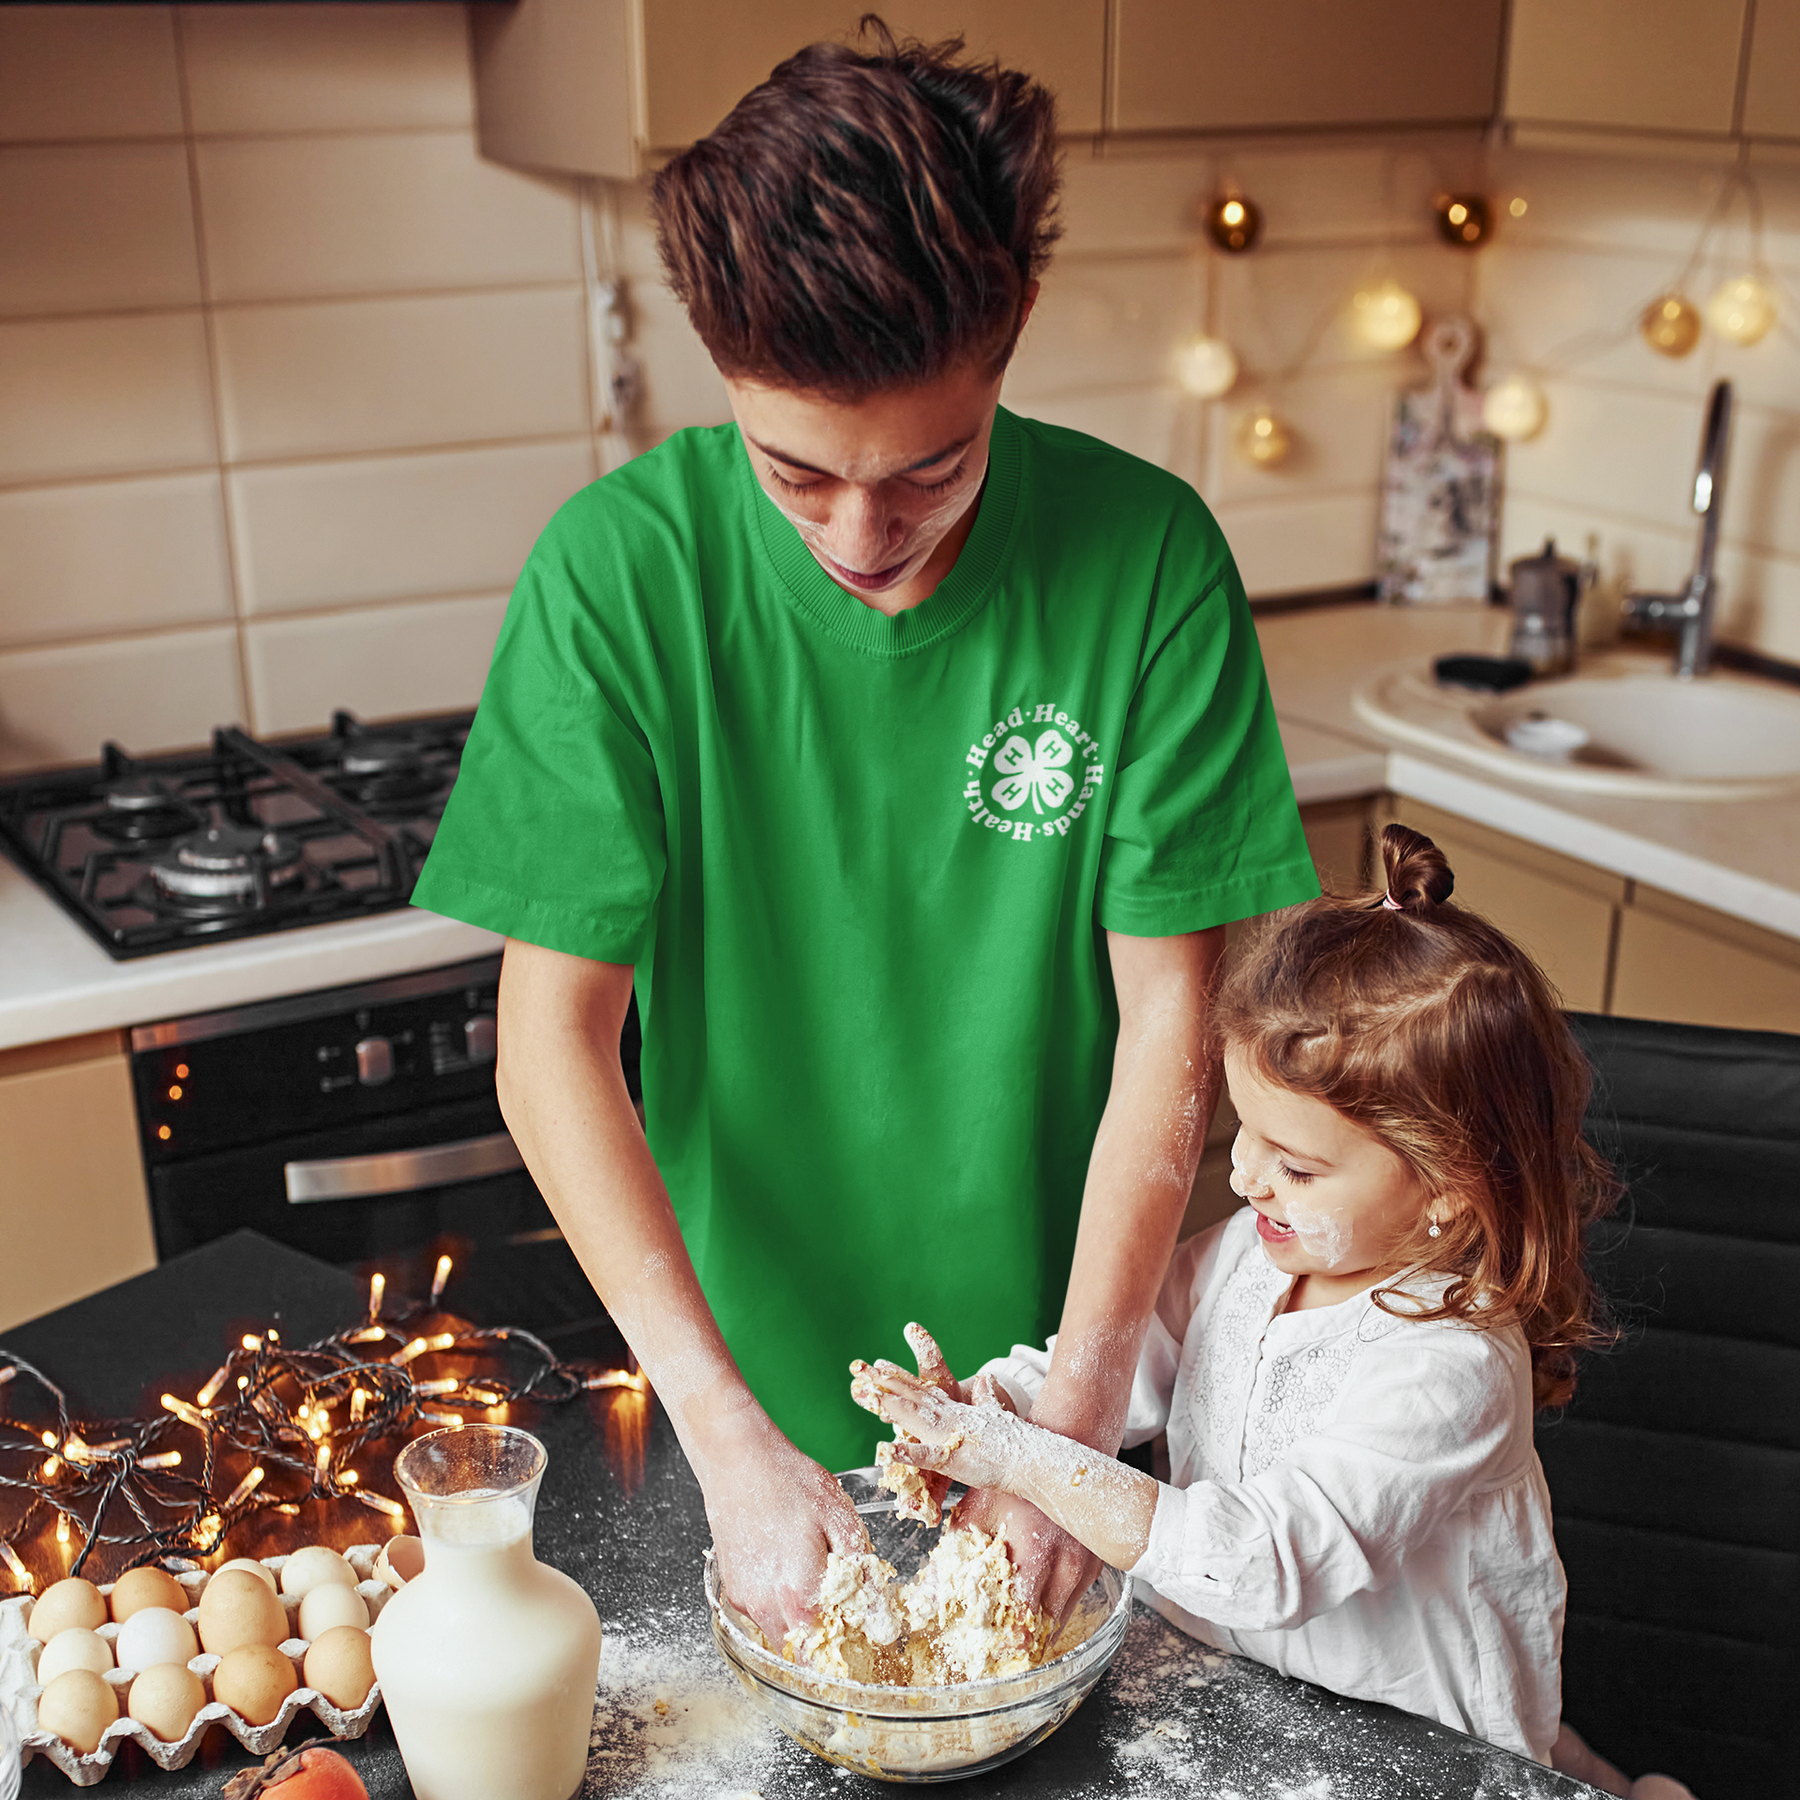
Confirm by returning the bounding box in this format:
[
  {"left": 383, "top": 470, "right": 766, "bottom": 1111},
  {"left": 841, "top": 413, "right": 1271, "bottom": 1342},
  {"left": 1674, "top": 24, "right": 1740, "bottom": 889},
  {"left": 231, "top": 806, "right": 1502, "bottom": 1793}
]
[{"left": 1352, "top": 653, "right": 1800, "bottom": 801}]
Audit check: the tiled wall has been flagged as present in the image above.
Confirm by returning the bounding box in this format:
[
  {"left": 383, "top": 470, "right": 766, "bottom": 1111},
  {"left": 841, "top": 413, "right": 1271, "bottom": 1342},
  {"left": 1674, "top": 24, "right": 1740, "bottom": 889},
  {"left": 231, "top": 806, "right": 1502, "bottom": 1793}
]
[
  {"left": 4, "top": 5, "right": 1799, "bottom": 775},
  {"left": 0, "top": 4, "right": 611, "bottom": 771}
]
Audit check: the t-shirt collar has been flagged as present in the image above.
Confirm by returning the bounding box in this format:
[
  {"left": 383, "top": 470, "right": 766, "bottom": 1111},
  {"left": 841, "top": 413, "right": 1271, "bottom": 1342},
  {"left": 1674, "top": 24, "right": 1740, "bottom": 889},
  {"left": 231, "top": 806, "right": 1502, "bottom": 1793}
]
[{"left": 742, "top": 404, "right": 1022, "bottom": 658}]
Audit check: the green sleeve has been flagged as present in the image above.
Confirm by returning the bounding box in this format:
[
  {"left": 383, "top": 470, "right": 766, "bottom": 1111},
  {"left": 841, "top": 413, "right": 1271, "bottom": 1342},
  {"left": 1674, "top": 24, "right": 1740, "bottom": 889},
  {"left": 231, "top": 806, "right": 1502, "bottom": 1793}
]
[
  {"left": 1097, "top": 541, "right": 1318, "bottom": 937},
  {"left": 411, "top": 501, "right": 667, "bottom": 964}
]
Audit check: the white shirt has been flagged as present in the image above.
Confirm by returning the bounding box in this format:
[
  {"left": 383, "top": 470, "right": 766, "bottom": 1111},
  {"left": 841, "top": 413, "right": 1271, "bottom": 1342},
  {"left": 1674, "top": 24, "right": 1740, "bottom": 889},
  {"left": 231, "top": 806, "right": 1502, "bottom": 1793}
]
[{"left": 984, "top": 1208, "right": 1564, "bottom": 1764}]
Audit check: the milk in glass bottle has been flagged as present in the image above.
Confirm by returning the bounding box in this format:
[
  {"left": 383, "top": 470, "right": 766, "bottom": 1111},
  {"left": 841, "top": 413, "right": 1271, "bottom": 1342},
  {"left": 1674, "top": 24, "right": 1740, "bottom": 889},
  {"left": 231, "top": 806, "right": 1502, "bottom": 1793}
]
[{"left": 371, "top": 1426, "right": 601, "bottom": 1800}]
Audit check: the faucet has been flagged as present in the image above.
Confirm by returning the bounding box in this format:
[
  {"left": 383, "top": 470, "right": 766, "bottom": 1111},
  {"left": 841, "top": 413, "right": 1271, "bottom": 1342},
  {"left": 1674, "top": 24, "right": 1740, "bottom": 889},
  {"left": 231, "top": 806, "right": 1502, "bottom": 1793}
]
[{"left": 1623, "top": 379, "right": 1733, "bottom": 679}]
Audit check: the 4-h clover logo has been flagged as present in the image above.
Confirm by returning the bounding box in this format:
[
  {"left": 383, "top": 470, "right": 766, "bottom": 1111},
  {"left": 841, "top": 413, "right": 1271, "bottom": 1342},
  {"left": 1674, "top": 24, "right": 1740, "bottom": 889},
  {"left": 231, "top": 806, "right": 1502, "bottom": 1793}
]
[{"left": 992, "top": 730, "right": 1075, "bottom": 815}]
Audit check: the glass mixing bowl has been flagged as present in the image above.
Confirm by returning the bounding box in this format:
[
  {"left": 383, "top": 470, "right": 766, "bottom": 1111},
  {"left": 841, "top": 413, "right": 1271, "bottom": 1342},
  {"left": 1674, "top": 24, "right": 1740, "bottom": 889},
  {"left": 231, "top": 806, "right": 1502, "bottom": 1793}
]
[{"left": 705, "top": 1470, "right": 1132, "bottom": 1783}]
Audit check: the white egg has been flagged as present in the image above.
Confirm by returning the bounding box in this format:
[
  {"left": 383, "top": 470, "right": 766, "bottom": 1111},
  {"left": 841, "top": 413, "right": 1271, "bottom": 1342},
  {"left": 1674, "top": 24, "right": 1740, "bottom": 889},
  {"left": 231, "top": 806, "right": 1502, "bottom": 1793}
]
[
  {"left": 116, "top": 1605, "right": 199, "bottom": 1672},
  {"left": 36, "top": 1627, "right": 114, "bottom": 1685},
  {"left": 279, "top": 1545, "right": 357, "bottom": 1599},
  {"left": 299, "top": 1582, "right": 369, "bottom": 1640}
]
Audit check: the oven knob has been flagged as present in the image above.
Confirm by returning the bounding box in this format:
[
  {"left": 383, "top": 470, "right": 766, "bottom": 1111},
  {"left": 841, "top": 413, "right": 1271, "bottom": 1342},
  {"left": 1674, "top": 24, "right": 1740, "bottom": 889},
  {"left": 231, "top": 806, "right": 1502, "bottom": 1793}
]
[
  {"left": 464, "top": 1015, "right": 498, "bottom": 1065},
  {"left": 355, "top": 1036, "right": 394, "bottom": 1086}
]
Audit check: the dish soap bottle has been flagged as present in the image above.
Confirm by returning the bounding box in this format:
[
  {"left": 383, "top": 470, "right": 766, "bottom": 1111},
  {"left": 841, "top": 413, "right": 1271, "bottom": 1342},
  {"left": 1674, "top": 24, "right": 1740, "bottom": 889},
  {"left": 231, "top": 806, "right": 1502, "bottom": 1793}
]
[{"left": 371, "top": 1425, "right": 601, "bottom": 1800}]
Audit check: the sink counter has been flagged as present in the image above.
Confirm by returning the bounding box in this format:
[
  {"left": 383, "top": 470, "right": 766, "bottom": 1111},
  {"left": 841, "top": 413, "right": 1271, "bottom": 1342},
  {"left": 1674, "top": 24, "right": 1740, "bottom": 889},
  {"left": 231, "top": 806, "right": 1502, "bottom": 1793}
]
[{"left": 1255, "top": 602, "right": 1800, "bottom": 944}]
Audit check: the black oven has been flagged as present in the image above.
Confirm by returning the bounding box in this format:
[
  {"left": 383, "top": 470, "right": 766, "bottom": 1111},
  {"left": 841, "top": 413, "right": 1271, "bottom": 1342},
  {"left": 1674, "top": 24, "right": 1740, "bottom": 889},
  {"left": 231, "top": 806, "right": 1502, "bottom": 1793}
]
[{"left": 129, "top": 955, "right": 638, "bottom": 1349}]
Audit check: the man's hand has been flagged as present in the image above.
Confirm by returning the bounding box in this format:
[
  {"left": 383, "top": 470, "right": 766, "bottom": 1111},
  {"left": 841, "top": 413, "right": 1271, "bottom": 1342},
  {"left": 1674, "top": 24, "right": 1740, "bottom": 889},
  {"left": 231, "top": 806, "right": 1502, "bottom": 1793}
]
[{"left": 702, "top": 1407, "right": 872, "bottom": 1647}]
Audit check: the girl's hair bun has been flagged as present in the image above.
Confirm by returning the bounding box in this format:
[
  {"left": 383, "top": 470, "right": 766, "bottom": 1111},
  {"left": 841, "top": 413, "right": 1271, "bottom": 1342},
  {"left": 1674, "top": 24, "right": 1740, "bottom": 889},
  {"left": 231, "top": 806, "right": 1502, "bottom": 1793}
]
[{"left": 1379, "top": 822, "right": 1454, "bottom": 911}]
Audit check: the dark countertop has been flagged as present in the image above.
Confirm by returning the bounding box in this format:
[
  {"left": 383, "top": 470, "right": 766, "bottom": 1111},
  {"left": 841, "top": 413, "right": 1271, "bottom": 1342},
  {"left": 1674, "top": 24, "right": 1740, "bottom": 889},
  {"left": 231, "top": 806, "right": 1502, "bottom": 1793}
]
[{"left": 5, "top": 1233, "right": 1599, "bottom": 1799}]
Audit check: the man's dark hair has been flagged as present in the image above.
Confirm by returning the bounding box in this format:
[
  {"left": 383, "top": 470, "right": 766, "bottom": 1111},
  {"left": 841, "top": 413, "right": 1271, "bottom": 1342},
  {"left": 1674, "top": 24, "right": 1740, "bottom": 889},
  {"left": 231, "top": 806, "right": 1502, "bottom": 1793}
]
[{"left": 651, "top": 18, "right": 1061, "bottom": 397}]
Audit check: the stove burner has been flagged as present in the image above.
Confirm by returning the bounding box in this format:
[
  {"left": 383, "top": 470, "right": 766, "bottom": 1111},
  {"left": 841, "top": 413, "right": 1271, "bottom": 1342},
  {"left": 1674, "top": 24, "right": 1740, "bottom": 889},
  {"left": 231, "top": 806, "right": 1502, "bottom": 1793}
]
[
  {"left": 91, "top": 776, "right": 205, "bottom": 846},
  {"left": 331, "top": 737, "right": 447, "bottom": 810},
  {"left": 150, "top": 823, "right": 306, "bottom": 907}
]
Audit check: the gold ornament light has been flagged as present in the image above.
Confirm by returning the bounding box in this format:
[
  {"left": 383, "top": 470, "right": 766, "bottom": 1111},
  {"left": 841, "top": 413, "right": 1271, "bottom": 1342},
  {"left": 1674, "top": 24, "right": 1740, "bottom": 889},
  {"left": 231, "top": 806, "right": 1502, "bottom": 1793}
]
[
  {"left": 1232, "top": 403, "right": 1293, "bottom": 469},
  {"left": 1173, "top": 334, "right": 1239, "bottom": 398},
  {"left": 1705, "top": 274, "right": 1777, "bottom": 346},
  {"left": 1351, "top": 278, "right": 1423, "bottom": 351},
  {"left": 1434, "top": 193, "right": 1493, "bottom": 249},
  {"left": 1482, "top": 373, "right": 1549, "bottom": 442},
  {"left": 1204, "top": 194, "right": 1262, "bottom": 254},
  {"left": 1640, "top": 292, "right": 1702, "bottom": 358}
]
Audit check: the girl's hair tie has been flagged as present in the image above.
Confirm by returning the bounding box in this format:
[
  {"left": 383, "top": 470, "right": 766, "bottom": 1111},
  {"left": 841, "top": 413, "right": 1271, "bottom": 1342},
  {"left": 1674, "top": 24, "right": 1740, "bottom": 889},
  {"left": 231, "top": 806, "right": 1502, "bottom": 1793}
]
[{"left": 1381, "top": 893, "right": 1403, "bottom": 911}]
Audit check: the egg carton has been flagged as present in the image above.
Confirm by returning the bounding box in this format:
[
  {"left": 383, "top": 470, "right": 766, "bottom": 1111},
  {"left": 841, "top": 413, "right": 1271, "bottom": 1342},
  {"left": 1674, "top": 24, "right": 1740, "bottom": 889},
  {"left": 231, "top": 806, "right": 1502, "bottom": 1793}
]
[{"left": 0, "top": 1546, "right": 392, "bottom": 1787}]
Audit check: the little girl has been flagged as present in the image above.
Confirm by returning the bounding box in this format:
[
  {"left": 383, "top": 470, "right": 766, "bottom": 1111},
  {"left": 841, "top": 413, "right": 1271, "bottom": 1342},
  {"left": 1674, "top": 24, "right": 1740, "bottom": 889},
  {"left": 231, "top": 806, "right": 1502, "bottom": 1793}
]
[{"left": 854, "top": 825, "right": 1689, "bottom": 1798}]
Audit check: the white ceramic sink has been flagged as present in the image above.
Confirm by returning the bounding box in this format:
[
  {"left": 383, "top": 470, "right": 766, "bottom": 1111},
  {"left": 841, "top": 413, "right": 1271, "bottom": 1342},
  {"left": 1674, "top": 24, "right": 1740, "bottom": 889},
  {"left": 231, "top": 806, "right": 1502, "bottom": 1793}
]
[{"left": 1352, "top": 655, "right": 1800, "bottom": 801}]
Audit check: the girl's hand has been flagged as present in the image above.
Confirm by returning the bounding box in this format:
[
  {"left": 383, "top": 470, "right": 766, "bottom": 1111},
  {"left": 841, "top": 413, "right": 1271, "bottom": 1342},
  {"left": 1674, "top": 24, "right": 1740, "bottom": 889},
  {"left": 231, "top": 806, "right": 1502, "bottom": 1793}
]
[{"left": 851, "top": 1359, "right": 1044, "bottom": 1495}]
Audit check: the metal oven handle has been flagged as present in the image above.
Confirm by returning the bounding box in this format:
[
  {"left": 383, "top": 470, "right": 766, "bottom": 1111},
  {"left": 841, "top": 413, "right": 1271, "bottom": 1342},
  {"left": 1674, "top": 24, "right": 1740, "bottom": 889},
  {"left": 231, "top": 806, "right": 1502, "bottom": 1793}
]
[{"left": 285, "top": 1131, "right": 525, "bottom": 1203}]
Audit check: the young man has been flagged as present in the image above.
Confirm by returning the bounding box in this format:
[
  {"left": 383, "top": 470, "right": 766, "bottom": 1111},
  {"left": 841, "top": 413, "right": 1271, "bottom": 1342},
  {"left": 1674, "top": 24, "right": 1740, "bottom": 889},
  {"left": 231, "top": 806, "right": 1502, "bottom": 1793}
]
[{"left": 412, "top": 28, "right": 1318, "bottom": 1645}]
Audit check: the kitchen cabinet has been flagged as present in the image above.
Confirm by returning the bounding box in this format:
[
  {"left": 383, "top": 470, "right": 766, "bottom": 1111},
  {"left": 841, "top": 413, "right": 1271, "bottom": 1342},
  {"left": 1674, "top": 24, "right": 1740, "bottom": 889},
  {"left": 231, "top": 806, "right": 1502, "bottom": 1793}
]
[
  {"left": 1505, "top": 0, "right": 1748, "bottom": 139},
  {"left": 0, "top": 1030, "right": 155, "bottom": 1334},
  {"left": 472, "top": 0, "right": 1105, "bottom": 178},
  {"left": 1383, "top": 798, "right": 1624, "bottom": 1015},
  {"left": 1613, "top": 883, "right": 1800, "bottom": 1033},
  {"left": 1110, "top": 0, "right": 1505, "bottom": 137},
  {"left": 1744, "top": 0, "right": 1800, "bottom": 140}
]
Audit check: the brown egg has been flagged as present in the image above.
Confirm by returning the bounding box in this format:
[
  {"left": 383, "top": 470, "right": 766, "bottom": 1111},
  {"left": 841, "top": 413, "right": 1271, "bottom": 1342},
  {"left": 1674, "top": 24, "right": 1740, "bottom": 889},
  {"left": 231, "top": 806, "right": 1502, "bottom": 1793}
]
[
  {"left": 27, "top": 1576, "right": 106, "bottom": 1643},
  {"left": 36, "top": 1627, "right": 114, "bottom": 1685},
  {"left": 279, "top": 1545, "right": 357, "bottom": 1599},
  {"left": 215, "top": 1556, "right": 279, "bottom": 1593},
  {"left": 37, "top": 1667, "right": 118, "bottom": 1755},
  {"left": 197, "top": 1568, "right": 288, "bottom": 1655},
  {"left": 303, "top": 1625, "right": 376, "bottom": 1710},
  {"left": 126, "top": 1661, "right": 207, "bottom": 1744},
  {"left": 213, "top": 1642, "right": 297, "bottom": 1726},
  {"left": 109, "top": 1563, "right": 187, "bottom": 1623}
]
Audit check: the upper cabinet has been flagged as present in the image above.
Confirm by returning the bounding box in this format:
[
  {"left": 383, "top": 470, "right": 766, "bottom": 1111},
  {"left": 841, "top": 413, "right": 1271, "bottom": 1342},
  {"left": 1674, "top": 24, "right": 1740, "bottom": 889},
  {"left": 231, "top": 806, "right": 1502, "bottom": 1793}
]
[
  {"left": 472, "top": 0, "right": 1105, "bottom": 179},
  {"left": 472, "top": 0, "right": 1798, "bottom": 178},
  {"left": 1504, "top": 0, "right": 1800, "bottom": 144},
  {"left": 1109, "top": 0, "right": 1505, "bottom": 136}
]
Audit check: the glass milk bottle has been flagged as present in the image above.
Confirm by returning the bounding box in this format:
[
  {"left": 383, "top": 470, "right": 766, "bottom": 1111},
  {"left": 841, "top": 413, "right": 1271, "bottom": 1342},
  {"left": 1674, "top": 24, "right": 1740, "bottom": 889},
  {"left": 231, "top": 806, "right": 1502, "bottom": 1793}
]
[{"left": 371, "top": 1426, "right": 601, "bottom": 1800}]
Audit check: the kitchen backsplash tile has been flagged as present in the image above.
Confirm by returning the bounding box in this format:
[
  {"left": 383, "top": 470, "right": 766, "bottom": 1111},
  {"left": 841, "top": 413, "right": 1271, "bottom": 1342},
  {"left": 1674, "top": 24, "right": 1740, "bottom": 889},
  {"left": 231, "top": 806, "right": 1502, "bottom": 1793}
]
[
  {"left": 0, "top": 7, "right": 183, "bottom": 145},
  {"left": 0, "top": 626, "right": 242, "bottom": 774},
  {"left": 243, "top": 592, "right": 508, "bottom": 734},
  {"left": 2, "top": 2, "right": 1798, "bottom": 774},
  {"left": 1005, "top": 253, "right": 1194, "bottom": 399},
  {"left": 195, "top": 131, "right": 579, "bottom": 303},
  {"left": 212, "top": 286, "right": 588, "bottom": 463},
  {"left": 230, "top": 438, "right": 594, "bottom": 615},
  {"left": 178, "top": 2, "right": 473, "bottom": 137},
  {"left": 0, "top": 312, "right": 216, "bottom": 486},
  {"left": 0, "top": 474, "right": 234, "bottom": 649},
  {"left": 0, "top": 143, "right": 201, "bottom": 318}
]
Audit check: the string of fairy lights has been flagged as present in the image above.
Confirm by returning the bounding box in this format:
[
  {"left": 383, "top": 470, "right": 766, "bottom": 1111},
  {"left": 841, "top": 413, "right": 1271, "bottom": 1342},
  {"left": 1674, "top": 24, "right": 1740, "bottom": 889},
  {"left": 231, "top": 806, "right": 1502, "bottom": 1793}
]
[
  {"left": 1170, "top": 158, "right": 1794, "bottom": 464},
  {"left": 0, "top": 1257, "right": 646, "bottom": 1594}
]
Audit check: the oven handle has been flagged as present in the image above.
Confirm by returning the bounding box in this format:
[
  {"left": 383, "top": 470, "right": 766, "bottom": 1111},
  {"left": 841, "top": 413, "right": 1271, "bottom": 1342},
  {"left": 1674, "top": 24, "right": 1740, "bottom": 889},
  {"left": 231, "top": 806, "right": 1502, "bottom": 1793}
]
[{"left": 285, "top": 1131, "right": 525, "bottom": 1203}]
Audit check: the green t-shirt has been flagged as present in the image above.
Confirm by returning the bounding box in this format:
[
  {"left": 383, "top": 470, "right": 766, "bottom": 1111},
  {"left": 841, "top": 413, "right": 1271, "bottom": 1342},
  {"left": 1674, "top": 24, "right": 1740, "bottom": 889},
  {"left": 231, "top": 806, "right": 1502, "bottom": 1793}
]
[{"left": 414, "top": 406, "right": 1317, "bottom": 1469}]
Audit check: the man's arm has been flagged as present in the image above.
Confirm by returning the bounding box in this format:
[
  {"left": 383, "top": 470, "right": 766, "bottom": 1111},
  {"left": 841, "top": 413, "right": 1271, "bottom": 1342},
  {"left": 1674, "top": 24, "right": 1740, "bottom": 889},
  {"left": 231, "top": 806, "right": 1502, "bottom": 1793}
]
[
  {"left": 495, "top": 937, "right": 867, "bottom": 1641},
  {"left": 955, "top": 925, "right": 1221, "bottom": 1618}
]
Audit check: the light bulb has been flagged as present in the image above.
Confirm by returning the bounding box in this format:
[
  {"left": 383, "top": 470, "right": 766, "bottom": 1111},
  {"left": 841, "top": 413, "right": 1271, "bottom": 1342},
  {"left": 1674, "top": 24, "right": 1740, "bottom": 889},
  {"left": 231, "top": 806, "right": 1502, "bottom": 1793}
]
[
  {"left": 1641, "top": 292, "right": 1701, "bottom": 358},
  {"left": 1481, "top": 374, "right": 1548, "bottom": 442},
  {"left": 1174, "top": 334, "right": 1239, "bottom": 398},
  {"left": 1231, "top": 404, "right": 1293, "bottom": 469},
  {"left": 1705, "top": 275, "right": 1776, "bottom": 347},
  {"left": 1203, "top": 194, "right": 1262, "bottom": 254},
  {"left": 1350, "top": 278, "right": 1422, "bottom": 351}
]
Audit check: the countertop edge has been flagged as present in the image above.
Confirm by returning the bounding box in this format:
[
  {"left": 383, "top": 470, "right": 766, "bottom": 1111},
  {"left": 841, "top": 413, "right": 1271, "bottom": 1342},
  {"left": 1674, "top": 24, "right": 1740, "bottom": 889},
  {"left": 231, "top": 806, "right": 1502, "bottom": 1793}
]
[
  {"left": 1386, "top": 751, "right": 1800, "bottom": 941},
  {"left": 0, "top": 910, "right": 503, "bottom": 1052}
]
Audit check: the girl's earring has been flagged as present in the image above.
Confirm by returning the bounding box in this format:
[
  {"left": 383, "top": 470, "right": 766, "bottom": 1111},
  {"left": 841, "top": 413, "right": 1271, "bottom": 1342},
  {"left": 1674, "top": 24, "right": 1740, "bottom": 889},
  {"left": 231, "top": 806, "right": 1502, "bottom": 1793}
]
[{"left": 1426, "top": 1221, "right": 1442, "bottom": 1239}]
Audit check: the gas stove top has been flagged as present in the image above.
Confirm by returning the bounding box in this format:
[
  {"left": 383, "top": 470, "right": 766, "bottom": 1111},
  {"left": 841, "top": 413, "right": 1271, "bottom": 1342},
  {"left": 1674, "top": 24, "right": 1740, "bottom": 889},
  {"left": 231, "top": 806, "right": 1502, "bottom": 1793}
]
[{"left": 0, "top": 710, "right": 470, "bottom": 959}]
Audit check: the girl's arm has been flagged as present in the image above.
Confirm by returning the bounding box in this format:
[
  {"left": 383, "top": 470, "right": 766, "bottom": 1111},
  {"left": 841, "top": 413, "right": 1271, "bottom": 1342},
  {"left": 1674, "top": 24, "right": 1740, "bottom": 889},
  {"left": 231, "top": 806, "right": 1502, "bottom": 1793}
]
[{"left": 858, "top": 1317, "right": 1534, "bottom": 1630}]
